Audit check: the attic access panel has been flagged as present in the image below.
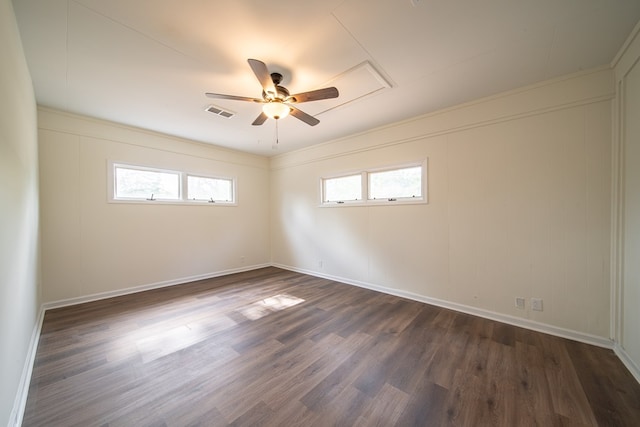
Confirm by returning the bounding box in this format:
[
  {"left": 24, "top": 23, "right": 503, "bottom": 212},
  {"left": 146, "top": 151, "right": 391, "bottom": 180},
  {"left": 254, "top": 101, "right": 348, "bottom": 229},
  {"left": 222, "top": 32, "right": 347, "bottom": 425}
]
[{"left": 302, "top": 61, "right": 391, "bottom": 117}]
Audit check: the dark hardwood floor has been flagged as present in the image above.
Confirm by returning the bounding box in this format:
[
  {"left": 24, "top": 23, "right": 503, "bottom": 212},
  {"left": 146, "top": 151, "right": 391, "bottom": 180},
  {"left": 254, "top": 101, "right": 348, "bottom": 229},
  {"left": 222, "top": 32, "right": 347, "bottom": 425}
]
[{"left": 23, "top": 267, "right": 640, "bottom": 426}]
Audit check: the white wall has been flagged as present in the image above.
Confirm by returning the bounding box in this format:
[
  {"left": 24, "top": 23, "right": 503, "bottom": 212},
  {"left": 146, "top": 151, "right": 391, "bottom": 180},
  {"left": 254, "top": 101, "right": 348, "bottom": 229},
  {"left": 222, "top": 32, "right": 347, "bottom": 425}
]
[
  {"left": 38, "top": 108, "right": 270, "bottom": 304},
  {"left": 271, "top": 68, "right": 613, "bottom": 342},
  {"left": 0, "top": 0, "right": 41, "bottom": 425},
  {"left": 613, "top": 21, "right": 640, "bottom": 381}
]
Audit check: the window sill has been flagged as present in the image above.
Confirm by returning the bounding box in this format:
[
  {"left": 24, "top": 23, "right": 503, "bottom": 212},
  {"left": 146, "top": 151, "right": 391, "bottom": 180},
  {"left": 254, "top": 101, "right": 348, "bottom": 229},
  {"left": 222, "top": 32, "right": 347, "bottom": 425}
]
[
  {"left": 319, "top": 198, "right": 427, "bottom": 207},
  {"left": 108, "top": 199, "right": 237, "bottom": 206}
]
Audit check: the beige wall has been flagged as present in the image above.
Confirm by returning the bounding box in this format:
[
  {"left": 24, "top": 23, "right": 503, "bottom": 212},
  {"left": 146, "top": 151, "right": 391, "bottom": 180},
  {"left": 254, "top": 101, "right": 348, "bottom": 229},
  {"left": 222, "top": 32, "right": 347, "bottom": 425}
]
[
  {"left": 614, "top": 22, "right": 640, "bottom": 381},
  {"left": 38, "top": 109, "right": 270, "bottom": 304},
  {"left": 0, "top": 0, "right": 41, "bottom": 425},
  {"left": 6, "top": 3, "right": 640, "bottom": 421},
  {"left": 271, "top": 68, "right": 613, "bottom": 342}
]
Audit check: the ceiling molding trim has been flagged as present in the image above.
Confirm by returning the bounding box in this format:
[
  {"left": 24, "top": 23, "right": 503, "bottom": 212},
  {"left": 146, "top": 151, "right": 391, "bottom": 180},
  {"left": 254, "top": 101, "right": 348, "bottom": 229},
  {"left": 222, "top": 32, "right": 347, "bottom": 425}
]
[{"left": 270, "top": 66, "right": 614, "bottom": 170}]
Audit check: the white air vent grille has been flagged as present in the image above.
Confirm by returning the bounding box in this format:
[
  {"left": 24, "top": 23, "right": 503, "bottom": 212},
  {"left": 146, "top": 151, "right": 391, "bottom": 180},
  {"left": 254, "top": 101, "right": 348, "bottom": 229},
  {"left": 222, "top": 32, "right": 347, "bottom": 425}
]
[{"left": 206, "top": 105, "right": 235, "bottom": 118}]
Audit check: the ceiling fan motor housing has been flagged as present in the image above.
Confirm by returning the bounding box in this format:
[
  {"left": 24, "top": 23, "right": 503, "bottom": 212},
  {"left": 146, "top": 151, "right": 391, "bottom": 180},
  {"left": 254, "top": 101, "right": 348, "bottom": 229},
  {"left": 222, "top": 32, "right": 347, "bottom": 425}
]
[
  {"left": 263, "top": 86, "right": 290, "bottom": 101},
  {"left": 262, "top": 73, "right": 290, "bottom": 101},
  {"left": 270, "top": 72, "right": 283, "bottom": 85}
]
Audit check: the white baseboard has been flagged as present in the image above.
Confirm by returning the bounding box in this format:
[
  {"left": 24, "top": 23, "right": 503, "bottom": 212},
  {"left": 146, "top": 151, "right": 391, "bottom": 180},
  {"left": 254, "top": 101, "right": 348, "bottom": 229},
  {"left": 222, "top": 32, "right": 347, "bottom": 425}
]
[
  {"left": 12, "top": 262, "right": 633, "bottom": 427},
  {"left": 614, "top": 344, "right": 640, "bottom": 384},
  {"left": 42, "top": 264, "right": 271, "bottom": 310},
  {"left": 11, "top": 264, "right": 270, "bottom": 426},
  {"left": 272, "top": 263, "right": 615, "bottom": 350},
  {"left": 9, "top": 305, "right": 45, "bottom": 427}
]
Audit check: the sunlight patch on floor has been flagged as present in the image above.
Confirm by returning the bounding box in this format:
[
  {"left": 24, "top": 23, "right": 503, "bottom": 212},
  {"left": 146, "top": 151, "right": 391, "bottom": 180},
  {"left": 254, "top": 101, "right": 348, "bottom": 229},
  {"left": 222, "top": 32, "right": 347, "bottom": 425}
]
[
  {"left": 239, "top": 294, "right": 305, "bottom": 320},
  {"left": 132, "top": 315, "right": 237, "bottom": 363}
]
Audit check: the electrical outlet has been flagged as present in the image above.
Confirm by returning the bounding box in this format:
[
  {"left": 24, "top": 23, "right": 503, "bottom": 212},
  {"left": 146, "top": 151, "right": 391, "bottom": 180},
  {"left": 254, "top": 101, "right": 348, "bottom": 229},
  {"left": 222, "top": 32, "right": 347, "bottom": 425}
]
[
  {"left": 531, "top": 298, "right": 543, "bottom": 311},
  {"left": 515, "top": 297, "right": 525, "bottom": 309},
  {"left": 318, "top": 260, "right": 323, "bottom": 269},
  {"left": 240, "top": 256, "right": 245, "bottom": 265}
]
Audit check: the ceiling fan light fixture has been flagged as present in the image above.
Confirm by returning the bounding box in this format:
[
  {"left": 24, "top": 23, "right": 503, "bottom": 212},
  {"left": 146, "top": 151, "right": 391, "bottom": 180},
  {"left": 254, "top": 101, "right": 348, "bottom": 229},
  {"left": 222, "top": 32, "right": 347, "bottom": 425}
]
[{"left": 262, "top": 101, "right": 290, "bottom": 120}]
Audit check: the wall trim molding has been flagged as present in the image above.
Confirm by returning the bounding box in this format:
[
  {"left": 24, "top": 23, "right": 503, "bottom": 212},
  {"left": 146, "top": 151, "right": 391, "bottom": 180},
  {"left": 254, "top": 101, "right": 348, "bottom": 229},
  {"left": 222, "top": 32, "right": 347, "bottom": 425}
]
[
  {"left": 9, "top": 306, "right": 45, "bottom": 427},
  {"left": 270, "top": 94, "right": 614, "bottom": 171},
  {"left": 11, "top": 261, "right": 637, "bottom": 425},
  {"left": 612, "top": 18, "right": 640, "bottom": 71},
  {"left": 36, "top": 107, "right": 269, "bottom": 171},
  {"left": 611, "top": 68, "right": 625, "bottom": 350},
  {"left": 34, "top": 262, "right": 616, "bottom": 351},
  {"left": 614, "top": 344, "right": 640, "bottom": 384},
  {"left": 610, "top": 20, "right": 640, "bottom": 392},
  {"left": 12, "top": 264, "right": 268, "bottom": 426},
  {"left": 270, "top": 66, "right": 614, "bottom": 170},
  {"left": 42, "top": 264, "right": 271, "bottom": 310},
  {"left": 272, "top": 263, "right": 615, "bottom": 350}
]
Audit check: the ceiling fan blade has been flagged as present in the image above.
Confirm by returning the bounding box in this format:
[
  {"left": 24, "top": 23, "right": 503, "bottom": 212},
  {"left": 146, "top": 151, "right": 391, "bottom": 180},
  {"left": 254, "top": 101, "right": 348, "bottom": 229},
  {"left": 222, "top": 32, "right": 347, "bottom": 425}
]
[
  {"left": 289, "top": 87, "right": 339, "bottom": 103},
  {"left": 206, "top": 92, "right": 263, "bottom": 102},
  {"left": 288, "top": 105, "right": 320, "bottom": 126},
  {"left": 247, "top": 59, "right": 276, "bottom": 97},
  {"left": 251, "top": 112, "right": 268, "bottom": 126}
]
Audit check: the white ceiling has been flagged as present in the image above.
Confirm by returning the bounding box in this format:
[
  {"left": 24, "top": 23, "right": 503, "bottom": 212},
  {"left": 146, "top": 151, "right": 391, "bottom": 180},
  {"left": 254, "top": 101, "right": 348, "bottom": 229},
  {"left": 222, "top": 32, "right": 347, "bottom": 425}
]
[{"left": 13, "top": 0, "right": 640, "bottom": 156}]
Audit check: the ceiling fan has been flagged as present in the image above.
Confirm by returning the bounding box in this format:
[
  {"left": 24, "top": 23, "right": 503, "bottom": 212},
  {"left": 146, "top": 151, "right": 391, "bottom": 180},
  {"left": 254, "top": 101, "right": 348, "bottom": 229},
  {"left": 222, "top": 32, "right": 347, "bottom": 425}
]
[{"left": 206, "top": 59, "right": 339, "bottom": 126}]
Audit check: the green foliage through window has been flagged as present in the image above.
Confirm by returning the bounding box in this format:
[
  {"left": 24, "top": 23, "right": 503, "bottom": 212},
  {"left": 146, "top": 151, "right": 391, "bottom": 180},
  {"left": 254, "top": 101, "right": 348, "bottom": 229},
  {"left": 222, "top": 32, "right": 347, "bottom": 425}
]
[
  {"left": 115, "top": 167, "right": 180, "bottom": 200},
  {"left": 369, "top": 166, "right": 421, "bottom": 200},
  {"left": 112, "top": 163, "right": 235, "bottom": 204},
  {"left": 321, "top": 163, "right": 425, "bottom": 205}
]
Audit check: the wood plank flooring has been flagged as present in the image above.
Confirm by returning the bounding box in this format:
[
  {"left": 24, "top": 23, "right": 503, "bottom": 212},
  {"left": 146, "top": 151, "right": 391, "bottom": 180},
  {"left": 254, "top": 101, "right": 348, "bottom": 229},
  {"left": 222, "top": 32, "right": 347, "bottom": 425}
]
[{"left": 23, "top": 267, "right": 640, "bottom": 426}]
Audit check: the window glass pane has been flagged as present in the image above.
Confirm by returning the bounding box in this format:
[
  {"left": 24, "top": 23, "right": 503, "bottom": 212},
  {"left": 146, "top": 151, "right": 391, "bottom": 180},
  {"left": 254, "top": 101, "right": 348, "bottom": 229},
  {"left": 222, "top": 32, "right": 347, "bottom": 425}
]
[
  {"left": 115, "top": 167, "right": 180, "bottom": 199},
  {"left": 188, "top": 175, "right": 233, "bottom": 202},
  {"left": 369, "top": 166, "right": 422, "bottom": 200},
  {"left": 324, "top": 174, "right": 362, "bottom": 202}
]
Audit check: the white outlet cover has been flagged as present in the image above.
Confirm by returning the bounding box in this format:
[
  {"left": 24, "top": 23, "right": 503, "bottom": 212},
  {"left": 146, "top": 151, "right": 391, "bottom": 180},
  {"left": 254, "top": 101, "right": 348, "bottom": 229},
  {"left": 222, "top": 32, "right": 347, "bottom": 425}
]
[{"left": 532, "top": 298, "right": 543, "bottom": 311}]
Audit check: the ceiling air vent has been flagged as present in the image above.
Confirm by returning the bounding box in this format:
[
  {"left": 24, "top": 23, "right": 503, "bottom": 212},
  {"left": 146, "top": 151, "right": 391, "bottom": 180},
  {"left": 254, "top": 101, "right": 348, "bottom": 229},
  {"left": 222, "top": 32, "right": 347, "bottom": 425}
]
[{"left": 205, "top": 104, "right": 235, "bottom": 118}]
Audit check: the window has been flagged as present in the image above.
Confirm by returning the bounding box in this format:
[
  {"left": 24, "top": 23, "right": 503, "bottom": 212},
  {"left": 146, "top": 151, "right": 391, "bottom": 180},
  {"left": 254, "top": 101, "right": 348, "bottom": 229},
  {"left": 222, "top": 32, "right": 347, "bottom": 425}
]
[
  {"left": 115, "top": 165, "right": 181, "bottom": 201},
  {"left": 187, "top": 175, "right": 233, "bottom": 202},
  {"left": 321, "top": 161, "right": 426, "bottom": 206},
  {"left": 322, "top": 174, "right": 362, "bottom": 203},
  {"left": 110, "top": 162, "right": 236, "bottom": 205},
  {"left": 368, "top": 166, "right": 422, "bottom": 201}
]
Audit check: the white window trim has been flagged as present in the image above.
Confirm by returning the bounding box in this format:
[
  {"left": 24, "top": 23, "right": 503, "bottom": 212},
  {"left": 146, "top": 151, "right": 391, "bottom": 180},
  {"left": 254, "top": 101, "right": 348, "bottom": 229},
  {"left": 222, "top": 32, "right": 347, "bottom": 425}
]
[
  {"left": 185, "top": 173, "right": 236, "bottom": 204},
  {"left": 366, "top": 162, "right": 426, "bottom": 204},
  {"left": 319, "top": 160, "right": 428, "bottom": 207},
  {"left": 108, "top": 161, "right": 237, "bottom": 206},
  {"left": 320, "top": 172, "right": 366, "bottom": 205}
]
